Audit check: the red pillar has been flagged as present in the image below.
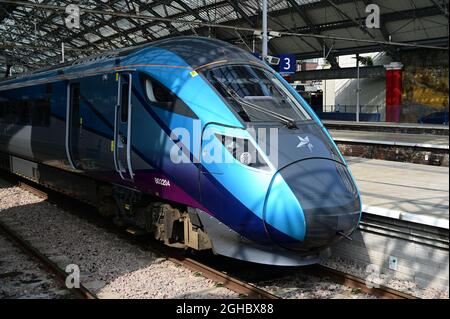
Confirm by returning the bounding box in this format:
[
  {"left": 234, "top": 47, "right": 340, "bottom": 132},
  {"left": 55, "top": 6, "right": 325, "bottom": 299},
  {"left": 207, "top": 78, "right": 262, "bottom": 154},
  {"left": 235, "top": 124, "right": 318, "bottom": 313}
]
[
  {"left": 282, "top": 75, "right": 292, "bottom": 83},
  {"left": 385, "top": 62, "right": 403, "bottom": 122}
]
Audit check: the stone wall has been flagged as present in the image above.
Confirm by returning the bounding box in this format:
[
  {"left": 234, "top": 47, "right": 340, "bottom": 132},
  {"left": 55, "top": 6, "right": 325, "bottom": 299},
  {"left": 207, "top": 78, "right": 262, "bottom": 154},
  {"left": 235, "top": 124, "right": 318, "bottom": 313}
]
[
  {"left": 401, "top": 50, "right": 449, "bottom": 123},
  {"left": 336, "top": 143, "right": 449, "bottom": 167}
]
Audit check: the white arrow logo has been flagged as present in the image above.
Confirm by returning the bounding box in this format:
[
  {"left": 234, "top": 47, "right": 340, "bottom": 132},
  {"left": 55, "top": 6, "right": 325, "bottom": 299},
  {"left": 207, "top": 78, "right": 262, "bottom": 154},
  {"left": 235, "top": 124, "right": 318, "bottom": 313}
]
[{"left": 297, "top": 136, "right": 314, "bottom": 152}]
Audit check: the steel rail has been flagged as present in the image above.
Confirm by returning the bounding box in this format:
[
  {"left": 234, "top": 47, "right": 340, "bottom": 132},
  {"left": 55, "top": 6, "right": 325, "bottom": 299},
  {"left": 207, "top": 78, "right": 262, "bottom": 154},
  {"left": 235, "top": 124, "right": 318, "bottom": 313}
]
[
  {"left": 311, "top": 265, "right": 419, "bottom": 299},
  {"left": 1, "top": 173, "right": 278, "bottom": 299},
  {"left": 1, "top": 172, "right": 420, "bottom": 300},
  {"left": 0, "top": 220, "right": 97, "bottom": 299},
  {"left": 169, "top": 256, "right": 280, "bottom": 299}
]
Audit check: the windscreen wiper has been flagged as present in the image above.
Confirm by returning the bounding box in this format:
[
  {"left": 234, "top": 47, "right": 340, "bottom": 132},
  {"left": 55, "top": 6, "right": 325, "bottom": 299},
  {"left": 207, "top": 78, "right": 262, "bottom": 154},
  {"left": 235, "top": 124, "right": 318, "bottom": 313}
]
[{"left": 214, "top": 78, "right": 298, "bottom": 129}]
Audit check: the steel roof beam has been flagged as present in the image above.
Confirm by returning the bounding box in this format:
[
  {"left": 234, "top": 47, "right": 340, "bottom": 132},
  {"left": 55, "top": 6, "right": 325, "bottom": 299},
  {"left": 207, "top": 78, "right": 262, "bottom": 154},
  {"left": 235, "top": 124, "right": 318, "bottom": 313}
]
[
  {"left": 171, "top": 0, "right": 208, "bottom": 22},
  {"left": 293, "top": 65, "right": 385, "bottom": 80},
  {"left": 430, "top": 0, "right": 449, "bottom": 18},
  {"left": 70, "top": 1, "right": 232, "bottom": 51},
  {"left": 226, "top": 0, "right": 255, "bottom": 26},
  {"left": 293, "top": 36, "right": 449, "bottom": 59},
  {"left": 358, "top": 0, "right": 398, "bottom": 58},
  {"left": 0, "top": 0, "right": 447, "bottom": 69},
  {"left": 325, "top": 0, "right": 376, "bottom": 39},
  {"left": 285, "top": 0, "right": 339, "bottom": 68}
]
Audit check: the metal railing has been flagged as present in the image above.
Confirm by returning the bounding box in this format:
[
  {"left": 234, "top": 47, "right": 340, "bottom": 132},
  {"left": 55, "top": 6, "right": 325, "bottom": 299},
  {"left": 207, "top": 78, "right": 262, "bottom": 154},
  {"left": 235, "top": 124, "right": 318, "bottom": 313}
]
[
  {"left": 318, "top": 105, "right": 449, "bottom": 125},
  {"left": 322, "top": 104, "right": 382, "bottom": 114}
]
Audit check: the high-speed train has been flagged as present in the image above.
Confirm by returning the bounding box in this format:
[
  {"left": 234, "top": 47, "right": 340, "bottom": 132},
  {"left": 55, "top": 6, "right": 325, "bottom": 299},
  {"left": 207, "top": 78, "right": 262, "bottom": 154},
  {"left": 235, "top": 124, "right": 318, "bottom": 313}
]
[{"left": 0, "top": 37, "right": 361, "bottom": 266}]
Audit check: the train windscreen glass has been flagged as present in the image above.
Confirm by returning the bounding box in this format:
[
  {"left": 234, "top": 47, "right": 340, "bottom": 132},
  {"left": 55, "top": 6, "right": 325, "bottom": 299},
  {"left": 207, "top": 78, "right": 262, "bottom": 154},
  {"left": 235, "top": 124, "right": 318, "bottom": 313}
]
[{"left": 204, "top": 65, "right": 312, "bottom": 123}]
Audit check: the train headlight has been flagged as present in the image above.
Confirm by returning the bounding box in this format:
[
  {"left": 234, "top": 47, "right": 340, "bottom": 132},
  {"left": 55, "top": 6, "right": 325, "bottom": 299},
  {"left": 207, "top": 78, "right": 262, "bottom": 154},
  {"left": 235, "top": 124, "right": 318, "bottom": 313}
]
[
  {"left": 215, "top": 134, "right": 270, "bottom": 171},
  {"left": 239, "top": 152, "right": 252, "bottom": 165}
]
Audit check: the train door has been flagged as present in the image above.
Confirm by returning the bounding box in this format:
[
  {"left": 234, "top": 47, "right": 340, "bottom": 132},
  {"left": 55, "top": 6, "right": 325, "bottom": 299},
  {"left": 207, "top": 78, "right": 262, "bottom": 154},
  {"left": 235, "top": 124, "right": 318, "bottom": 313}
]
[
  {"left": 199, "top": 124, "right": 224, "bottom": 216},
  {"left": 113, "top": 73, "right": 134, "bottom": 181},
  {"left": 66, "top": 82, "right": 81, "bottom": 169}
]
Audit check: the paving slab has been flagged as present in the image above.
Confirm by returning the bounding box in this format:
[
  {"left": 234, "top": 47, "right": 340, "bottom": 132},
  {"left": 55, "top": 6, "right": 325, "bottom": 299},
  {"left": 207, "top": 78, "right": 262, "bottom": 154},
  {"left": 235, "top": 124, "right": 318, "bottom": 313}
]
[
  {"left": 347, "top": 157, "right": 449, "bottom": 229},
  {"left": 331, "top": 130, "right": 449, "bottom": 149}
]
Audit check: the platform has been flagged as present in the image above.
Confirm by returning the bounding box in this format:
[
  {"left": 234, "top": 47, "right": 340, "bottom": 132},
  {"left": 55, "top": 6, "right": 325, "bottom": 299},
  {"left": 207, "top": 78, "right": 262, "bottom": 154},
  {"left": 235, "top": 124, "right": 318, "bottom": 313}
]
[
  {"left": 324, "top": 120, "right": 449, "bottom": 136},
  {"left": 330, "top": 130, "right": 449, "bottom": 150},
  {"left": 347, "top": 157, "right": 449, "bottom": 229},
  {"left": 330, "top": 128, "right": 449, "bottom": 166}
]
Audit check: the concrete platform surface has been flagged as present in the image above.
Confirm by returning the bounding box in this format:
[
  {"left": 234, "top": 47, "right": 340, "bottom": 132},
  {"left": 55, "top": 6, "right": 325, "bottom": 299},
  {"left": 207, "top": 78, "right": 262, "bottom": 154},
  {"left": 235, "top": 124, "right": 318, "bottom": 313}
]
[
  {"left": 331, "top": 130, "right": 449, "bottom": 149},
  {"left": 324, "top": 120, "right": 449, "bottom": 131},
  {"left": 347, "top": 157, "right": 449, "bottom": 229}
]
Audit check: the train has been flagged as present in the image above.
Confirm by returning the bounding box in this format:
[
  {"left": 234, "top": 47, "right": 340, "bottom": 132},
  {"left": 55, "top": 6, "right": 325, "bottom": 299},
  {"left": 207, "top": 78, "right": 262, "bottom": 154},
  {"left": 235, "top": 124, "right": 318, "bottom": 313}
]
[{"left": 0, "top": 36, "right": 361, "bottom": 266}]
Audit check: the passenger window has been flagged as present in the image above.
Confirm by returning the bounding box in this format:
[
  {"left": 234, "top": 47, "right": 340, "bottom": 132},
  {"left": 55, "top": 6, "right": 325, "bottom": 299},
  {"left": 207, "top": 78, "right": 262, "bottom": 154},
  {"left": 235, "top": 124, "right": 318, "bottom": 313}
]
[
  {"left": 0, "top": 99, "right": 5, "bottom": 120},
  {"left": 16, "top": 101, "right": 31, "bottom": 125},
  {"left": 0, "top": 96, "right": 50, "bottom": 127},
  {"left": 32, "top": 99, "right": 51, "bottom": 127}
]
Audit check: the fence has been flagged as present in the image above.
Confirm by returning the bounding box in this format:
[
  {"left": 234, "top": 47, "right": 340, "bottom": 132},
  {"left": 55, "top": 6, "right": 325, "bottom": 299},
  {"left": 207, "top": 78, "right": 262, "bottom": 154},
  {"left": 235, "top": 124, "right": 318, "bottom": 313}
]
[
  {"left": 317, "top": 105, "right": 382, "bottom": 122},
  {"left": 322, "top": 105, "right": 382, "bottom": 114}
]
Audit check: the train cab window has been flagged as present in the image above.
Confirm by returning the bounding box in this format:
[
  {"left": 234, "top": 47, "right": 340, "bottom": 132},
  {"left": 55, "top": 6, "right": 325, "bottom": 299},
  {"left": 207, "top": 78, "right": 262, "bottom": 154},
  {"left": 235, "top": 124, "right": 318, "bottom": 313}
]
[
  {"left": 120, "top": 82, "right": 129, "bottom": 122},
  {"left": 139, "top": 73, "right": 198, "bottom": 119},
  {"left": 203, "top": 65, "right": 312, "bottom": 124},
  {"left": 146, "top": 80, "right": 172, "bottom": 104}
]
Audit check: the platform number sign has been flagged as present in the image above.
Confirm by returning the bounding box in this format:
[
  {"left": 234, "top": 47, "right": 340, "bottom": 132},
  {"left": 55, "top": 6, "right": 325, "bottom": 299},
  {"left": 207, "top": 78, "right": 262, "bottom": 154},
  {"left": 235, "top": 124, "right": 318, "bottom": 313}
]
[{"left": 278, "top": 54, "right": 296, "bottom": 74}]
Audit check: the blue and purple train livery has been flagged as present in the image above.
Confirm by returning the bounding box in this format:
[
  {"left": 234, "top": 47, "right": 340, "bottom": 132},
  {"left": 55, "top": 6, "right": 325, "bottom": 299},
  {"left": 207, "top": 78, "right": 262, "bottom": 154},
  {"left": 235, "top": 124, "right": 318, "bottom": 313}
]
[{"left": 0, "top": 37, "right": 361, "bottom": 266}]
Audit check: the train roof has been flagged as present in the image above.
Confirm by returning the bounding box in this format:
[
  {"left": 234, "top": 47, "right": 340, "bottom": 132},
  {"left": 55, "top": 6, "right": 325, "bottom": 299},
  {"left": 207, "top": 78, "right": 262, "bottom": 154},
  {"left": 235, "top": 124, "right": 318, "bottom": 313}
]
[
  {"left": 0, "top": 36, "right": 262, "bottom": 85},
  {"left": 144, "top": 36, "right": 262, "bottom": 68}
]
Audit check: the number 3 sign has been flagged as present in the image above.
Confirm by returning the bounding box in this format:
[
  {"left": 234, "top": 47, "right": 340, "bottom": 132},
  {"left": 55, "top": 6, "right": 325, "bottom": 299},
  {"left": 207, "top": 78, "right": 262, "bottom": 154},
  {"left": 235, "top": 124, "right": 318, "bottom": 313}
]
[{"left": 278, "top": 54, "right": 296, "bottom": 74}]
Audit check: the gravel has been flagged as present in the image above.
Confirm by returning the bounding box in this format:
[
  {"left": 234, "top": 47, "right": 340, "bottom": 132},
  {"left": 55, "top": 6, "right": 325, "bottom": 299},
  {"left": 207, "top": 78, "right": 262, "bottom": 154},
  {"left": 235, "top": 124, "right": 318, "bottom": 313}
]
[
  {"left": 0, "top": 179, "right": 237, "bottom": 299},
  {"left": 0, "top": 230, "right": 71, "bottom": 299},
  {"left": 2, "top": 178, "right": 447, "bottom": 299},
  {"left": 322, "top": 256, "right": 449, "bottom": 299},
  {"left": 255, "top": 273, "right": 376, "bottom": 299}
]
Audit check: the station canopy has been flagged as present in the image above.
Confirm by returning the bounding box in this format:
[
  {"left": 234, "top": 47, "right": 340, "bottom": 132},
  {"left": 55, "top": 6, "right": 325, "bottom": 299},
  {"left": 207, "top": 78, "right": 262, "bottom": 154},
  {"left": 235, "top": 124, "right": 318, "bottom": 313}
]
[{"left": 0, "top": 0, "right": 448, "bottom": 73}]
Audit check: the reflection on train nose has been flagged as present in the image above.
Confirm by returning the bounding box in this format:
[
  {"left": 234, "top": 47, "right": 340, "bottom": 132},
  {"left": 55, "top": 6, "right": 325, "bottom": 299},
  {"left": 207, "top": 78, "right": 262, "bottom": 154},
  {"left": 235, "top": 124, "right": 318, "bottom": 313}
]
[
  {"left": 263, "top": 172, "right": 306, "bottom": 247},
  {"left": 264, "top": 158, "right": 361, "bottom": 251}
]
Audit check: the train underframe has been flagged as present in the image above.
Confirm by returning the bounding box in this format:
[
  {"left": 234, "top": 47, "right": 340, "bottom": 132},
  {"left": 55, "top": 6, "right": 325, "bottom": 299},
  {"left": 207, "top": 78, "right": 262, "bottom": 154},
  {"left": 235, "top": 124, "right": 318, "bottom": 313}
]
[
  {"left": 0, "top": 152, "right": 331, "bottom": 266},
  {"left": 0, "top": 152, "right": 212, "bottom": 252}
]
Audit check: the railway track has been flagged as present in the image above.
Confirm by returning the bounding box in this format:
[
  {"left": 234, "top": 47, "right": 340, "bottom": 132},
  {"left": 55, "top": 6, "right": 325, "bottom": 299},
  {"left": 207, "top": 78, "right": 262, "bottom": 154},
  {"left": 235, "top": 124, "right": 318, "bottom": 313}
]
[
  {"left": 169, "top": 256, "right": 279, "bottom": 299},
  {"left": 308, "top": 265, "right": 418, "bottom": 299},
  {"left": 0, "top": 220, "right": 97, "bottom": 299},
  {"left": 0, "top": 172, "right": 276, "bottom": 299},
  {"left": 0, "top": 172, "right": 418, "bottom": 300},
  {"left": 191, "top": 252, "right": 419, "bottom": 300}
]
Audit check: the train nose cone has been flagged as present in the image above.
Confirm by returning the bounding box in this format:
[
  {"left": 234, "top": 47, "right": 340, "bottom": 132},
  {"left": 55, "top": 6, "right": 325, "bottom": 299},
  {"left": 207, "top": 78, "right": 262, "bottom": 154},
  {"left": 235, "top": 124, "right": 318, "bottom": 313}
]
[{"left": 264, "top": 159, "right": 361, "bottom": 251}]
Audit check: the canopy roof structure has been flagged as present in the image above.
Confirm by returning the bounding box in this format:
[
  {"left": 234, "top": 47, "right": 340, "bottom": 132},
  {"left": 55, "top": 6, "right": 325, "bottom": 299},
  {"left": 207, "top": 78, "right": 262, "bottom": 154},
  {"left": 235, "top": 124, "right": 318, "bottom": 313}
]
[{"left": 0, "top": 0, "right": 448, "bottom": 73}]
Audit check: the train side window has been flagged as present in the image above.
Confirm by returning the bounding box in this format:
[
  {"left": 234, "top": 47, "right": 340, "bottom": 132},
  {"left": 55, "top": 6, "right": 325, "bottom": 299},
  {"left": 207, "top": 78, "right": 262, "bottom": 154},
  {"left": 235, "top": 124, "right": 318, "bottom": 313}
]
[
  {"left": 16, "top": 101, "right": 31, "bottom": 125},
  {"left": 0, "top": 98, "right": 8, "bottom": 121},
  {"left": 0, "top": 89, "right": 51, "bottom": 127},
  {"left": 140, "top": 73, "right": 198, "bottom": 119},
  {"left": 121, "top": 82, "right": 129, "bottom": 122},
  {"left": 32, "top": 99, "right": 51, "bottom": 127}
]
